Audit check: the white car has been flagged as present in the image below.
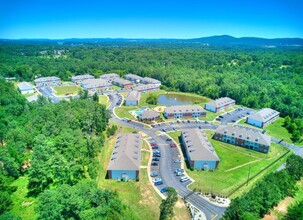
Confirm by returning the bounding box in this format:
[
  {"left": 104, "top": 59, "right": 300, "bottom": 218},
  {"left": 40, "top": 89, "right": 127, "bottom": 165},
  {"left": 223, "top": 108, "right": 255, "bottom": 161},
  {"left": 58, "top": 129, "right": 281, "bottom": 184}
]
[
  {"left": 180, "top": 176, "right": 189, "bottom": 182},
  {"left": 153, "top": 178, "right": 162, "bottom": 183}
]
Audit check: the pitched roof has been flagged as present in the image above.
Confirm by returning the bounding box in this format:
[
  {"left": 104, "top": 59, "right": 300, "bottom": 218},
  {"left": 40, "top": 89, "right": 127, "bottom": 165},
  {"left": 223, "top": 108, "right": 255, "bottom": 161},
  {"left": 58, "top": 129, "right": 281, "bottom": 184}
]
[
  {"left": 215, "top": 125, "right": 271, "bottom": 146},
  {"left": 108, "top": 133, "right": 142, "bottom": 171},
  {"left": 125, "top": 90, "right": 140, "bottom": 101},
  {"left": 18, "top": 82, "right": 34, "bottom": 91},
  {"left": 164, "top": 105, "right": 206, "bottom": 114},
  {"left": 142, "top": 77, "right": 161, "bottom": 84},
  {"left": 182, "top": 129, "right": 220, "bottom": 161},
  {"left": 112, "top": 78, "right": 133, "bottom": 85},
  {"left": 125, "top": 74, "right": 143, "bottom": 81},
  {"left": 141, "top": 110, "right": 160, "bottom": 120},
  {"left": 81, "top": 78, "right": 111, "bottom": 89},
  {"left": 99, "top": 73, "right": 119, "bottom": 78},
  {"left": 34, "top": 76, "right": 60, "bottom": 83},
  {"left": 206, "top": 97, "right": 235, "bottom": 108},
  {"left": 71, "top": 74, "right": 94, "bottom": 81},
  {"left": 132, "top": 84, "right": 160, "bottom": 92},
  {"left": 247, "top": 108, "right": 279, "bottom": 122}
]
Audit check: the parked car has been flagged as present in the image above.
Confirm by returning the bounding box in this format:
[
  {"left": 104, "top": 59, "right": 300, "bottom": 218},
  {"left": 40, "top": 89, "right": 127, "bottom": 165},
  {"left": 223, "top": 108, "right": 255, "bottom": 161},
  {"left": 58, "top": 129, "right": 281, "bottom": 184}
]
[
  {"left": 153, "top": 178, "right": 162, "bottom": 183},
  {"left": 160, "top": 187, "right": 167, "bottom": 193},
  {"left": 150, "top": 171, "right": 158, "bottom": 177},
  {"left": 232, "top": 120, "right": 236, "bottom": 123},
  {"left": 127, "top": 119, "right": 131, "bottom": 122},
  {"left": 219, "top": 115, "right": 224, "bottom": 118},
  {"left": 170, "top": 143, "right": 177, "bottom": 148},
  {"left": 166, "top": 138, "right": 172, "bottom": 141},
  {"left": 152, "top": 157, "right": 160, "bottom": 161},
  {"left": 151, "top": 162, "right": 159, "bottom": 166},
  {"left": 154, "top": 180, "right": 163, "bottom": 186},
  {"left": 187, "top": 120, "right": 190, "bottom": 123},
  {"left": 176, "top": 172, "right": 184, "bottom": 176},
  {"left": 174, "top": 168, "right": 184, "bottom": 173},
  {"left": 180, "top": 176, "right": 189, "bottom": 182},
  {"left": 153, "top": 154, "right": 161, "bottom": 157},
  {"left": 162, "top": 128, "right": 167, "bottom": 132},
  {"left": 152, "top": 146, "right": 159, "bottom": 149},
  {"left": 174, "top": 159, "right": 181, "bottom": 163}
]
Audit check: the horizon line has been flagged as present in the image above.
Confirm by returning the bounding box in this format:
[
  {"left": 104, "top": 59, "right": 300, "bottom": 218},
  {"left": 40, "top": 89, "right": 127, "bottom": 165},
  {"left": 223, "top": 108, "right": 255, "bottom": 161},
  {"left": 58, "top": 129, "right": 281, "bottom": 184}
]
[{"left": 1, "top": 34, "right": 303, "bottom": 41}]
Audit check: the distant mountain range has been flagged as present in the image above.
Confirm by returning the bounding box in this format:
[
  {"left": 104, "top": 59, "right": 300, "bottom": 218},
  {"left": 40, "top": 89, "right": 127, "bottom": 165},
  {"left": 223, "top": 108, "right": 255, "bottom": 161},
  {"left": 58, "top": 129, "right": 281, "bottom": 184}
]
[{"left": 1, "top": 35, "right": 303, "bottom": 47}]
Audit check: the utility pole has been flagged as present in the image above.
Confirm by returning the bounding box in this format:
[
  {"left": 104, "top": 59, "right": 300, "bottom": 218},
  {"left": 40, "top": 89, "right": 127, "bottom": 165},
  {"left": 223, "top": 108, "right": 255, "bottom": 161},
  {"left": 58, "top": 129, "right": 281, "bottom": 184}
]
[{"left": 246, "top": 165, "right": 251, "bottom": 186}]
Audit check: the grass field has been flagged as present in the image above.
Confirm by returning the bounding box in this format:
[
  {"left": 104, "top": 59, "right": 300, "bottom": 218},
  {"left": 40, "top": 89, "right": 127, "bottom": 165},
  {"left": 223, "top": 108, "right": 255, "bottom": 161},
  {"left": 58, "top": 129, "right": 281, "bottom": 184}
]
[
  {"left": 10, "top": 176, "right": 38, "bottom": 220},
  {"left": 97, "top": 121, "right": 189, "bottom": 220},
  {"left": 139, "top": 90, "right": 167, "bottom": 107},
  {"left": 53, "top": 85, "right": 81, "bottom": 96},
  {"left": 168, "top": 130, "right": 289, "bottom": 198},
  {"left": 114, "top": 106, "right": 137, "bottom": 120},
  {"left": 98, "top": 95, "right": 110, "bottom": 109}
]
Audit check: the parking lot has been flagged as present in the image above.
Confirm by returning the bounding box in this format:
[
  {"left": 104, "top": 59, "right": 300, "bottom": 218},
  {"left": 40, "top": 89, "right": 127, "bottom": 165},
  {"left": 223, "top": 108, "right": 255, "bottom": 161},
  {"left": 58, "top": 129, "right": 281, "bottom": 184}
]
[{"left": 219, "top": 107, "right": 255, "bottom": 124}]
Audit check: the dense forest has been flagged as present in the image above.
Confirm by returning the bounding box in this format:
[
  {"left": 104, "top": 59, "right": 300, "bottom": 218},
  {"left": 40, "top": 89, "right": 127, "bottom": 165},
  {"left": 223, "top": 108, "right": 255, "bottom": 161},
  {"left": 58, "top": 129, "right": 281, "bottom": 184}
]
[
  {"left": 1, "top": 41, "right": 303, "bottom": 120},
  {"left": 0, "top": 79, "right": 136, "bottom": 219}
]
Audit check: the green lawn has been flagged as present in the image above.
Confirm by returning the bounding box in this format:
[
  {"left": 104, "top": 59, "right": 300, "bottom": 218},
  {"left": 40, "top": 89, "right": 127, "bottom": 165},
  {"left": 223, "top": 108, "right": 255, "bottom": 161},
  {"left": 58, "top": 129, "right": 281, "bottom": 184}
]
[
  {"left": 114, "top": 106, "right": 137, "bottom": 120},
  {"left": 53, "top": 85, "right": 82, "bottom": 96},
  {"left": 98, "top": 95, "right": 110, "bottom": 109},
  {"left": 97, "top": 122, "right": 189, "bottom": 220},
  {"left": 167, "top": 130, "right": 289, "bottom": 198},
  {"left": 10, "top": 176, "right": 38, "bottom": 220}
]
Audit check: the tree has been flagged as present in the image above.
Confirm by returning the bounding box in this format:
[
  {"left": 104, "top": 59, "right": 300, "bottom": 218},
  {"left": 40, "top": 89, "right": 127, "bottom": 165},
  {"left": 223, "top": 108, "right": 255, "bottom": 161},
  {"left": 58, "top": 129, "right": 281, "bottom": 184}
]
[
  {"left": 286, "top": 154, "right": 303, "bottom": 181},
  {"left": 0, "top": 191, "right": 12, "bottom": 215},
  {"left": 286, "top": 201, "right": 303, "bottom": 220},
  {"left": 146, "top": 93, "right": 158, "bottom": 105},
  {"left": 92, "top": 92, "right": 99, "bottom": 102},
  {"left": 159, "top": 187, "right": 178, "bottom": 220}
]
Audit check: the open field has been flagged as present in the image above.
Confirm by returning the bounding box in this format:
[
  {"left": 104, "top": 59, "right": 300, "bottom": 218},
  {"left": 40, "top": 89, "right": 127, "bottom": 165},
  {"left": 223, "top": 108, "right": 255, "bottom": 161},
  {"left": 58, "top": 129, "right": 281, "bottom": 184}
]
[
  {"left": 10, "top": 176, "right": 38, "bottom": 220},
  {"left": 114, "top": 106, "right": 137, "bottom": 120},
  {"left": 53, "top": 85, "right": 81, "bottom": 96},
  {"left": 98, "top": 122, "right": 189, "bottom": 220},
  {"left": 98, "top": 95, "right": 110, "bottom": 109},
  {"left": 168, "top": 130, "right": 289, "bottom": 198}
]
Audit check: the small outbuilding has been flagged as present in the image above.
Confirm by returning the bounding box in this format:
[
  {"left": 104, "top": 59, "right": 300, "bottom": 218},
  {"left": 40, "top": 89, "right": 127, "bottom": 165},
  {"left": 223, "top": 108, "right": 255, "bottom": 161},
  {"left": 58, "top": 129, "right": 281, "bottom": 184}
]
[{"left": 17, "top": 82, "right": 35, "bottom": 94}]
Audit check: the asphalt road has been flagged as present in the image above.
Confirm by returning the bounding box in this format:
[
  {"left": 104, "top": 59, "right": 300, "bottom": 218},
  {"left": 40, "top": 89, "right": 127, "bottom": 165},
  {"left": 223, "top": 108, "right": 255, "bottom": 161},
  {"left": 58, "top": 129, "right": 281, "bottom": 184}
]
[
  {"left": 108, "top": 92, "right": 226, "bottom": 220},
  {"left": 38, "top": 86, "right": 60, "bottom": 103}
]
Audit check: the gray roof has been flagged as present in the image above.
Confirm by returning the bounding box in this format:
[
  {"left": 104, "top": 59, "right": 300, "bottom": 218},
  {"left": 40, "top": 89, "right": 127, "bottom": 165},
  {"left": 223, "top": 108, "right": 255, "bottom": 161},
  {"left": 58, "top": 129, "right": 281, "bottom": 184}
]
[
  {"left": 143, "top": 77, "right": 161, "bottom": 84},
  {"left": 112, "top": 78, "right": 133, "bottom": 85},
  {"left": 247, "top": 108, "right": 279, "bottom": 122},
  {"left": 108, "top": 133, "right": 142, "bottom": 171},
  {"left": 206, "top": 97, "right": 235, "bottom": 108},
  {"left": 182, "top": 129, "right": 220, "bottom": 161},
  {"left": 141, "top": 110, "right": 160, "bottom": 120},
  {"left": 132, "top": 84, "right": 160, "bottom": 92},
  {"left": 125, "top": 74, "right": 143, "bottom": 81},
  {"left": 34, "top": 76, "right": 60, "bottom": 83},
  {"left": 99, "top": 73, "right": 119, "bottom": 78},
  {"left": 81, "top": 78, "right": 111, "bottom": 89},
  {"left": 125, "top": 90, "right": 140, "bottom": 101},
  {"left": 215, "top": 125, "right": 271, "bottom": 146},
  {"left": 18, "top": 82, "right": 34, "bottom": 91},
  {"left": 164, "top": 105, "right": 206, "bottom": 114},
  {"left": 71, "top": 74, "right": 94, "bottom": 81}
]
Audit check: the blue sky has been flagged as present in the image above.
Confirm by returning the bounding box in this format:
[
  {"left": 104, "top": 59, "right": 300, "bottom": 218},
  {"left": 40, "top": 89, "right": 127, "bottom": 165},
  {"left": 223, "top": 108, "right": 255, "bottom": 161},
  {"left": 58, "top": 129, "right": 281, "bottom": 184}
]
[{"left": 1, "top": 0, "right": 302, "bottom": 39}]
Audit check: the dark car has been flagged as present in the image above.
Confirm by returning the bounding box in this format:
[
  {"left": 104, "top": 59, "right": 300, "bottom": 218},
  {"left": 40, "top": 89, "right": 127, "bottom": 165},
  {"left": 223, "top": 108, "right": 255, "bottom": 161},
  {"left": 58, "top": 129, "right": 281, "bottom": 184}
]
[
  {"left": 152, "top": 146, "right": 159, "bottom": 149},
  {"left": 127, "top": 119, "right": 131, "bottom": 122},
  {"left": 219, "top": 115, "right": 224, "bottom": 118},
  {"left": 160, "top": 187, "right": 167, "bottom": 193},
  {"left": 151, "top": 162, "right": 159, "bottom": 166},
  {"left": 152, "top": 157, "right": 160, "bottom": 161},
  {"left": 154, "top": 181, "right": 163, "bottom": 186},
  {"left": 166, "top": 138, "right": 172, "bottom": 141},
  {"left": 153, "top": 153, "right": 161, "bottom": 157}
]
